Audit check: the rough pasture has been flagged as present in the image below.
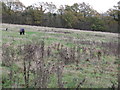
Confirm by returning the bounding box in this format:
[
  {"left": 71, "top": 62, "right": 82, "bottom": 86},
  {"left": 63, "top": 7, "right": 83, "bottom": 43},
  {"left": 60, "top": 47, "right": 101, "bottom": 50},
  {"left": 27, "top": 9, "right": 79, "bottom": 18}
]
[{"left": 1, "top": 23, "right": 119, "bottom": 88}]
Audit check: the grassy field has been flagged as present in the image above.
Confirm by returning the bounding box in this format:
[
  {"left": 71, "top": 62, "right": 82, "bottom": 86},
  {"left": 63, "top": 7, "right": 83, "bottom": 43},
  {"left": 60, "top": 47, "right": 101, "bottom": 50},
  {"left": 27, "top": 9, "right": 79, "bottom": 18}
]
[{"left": 1, "top": 23, "right": 119, "bottom": 88}]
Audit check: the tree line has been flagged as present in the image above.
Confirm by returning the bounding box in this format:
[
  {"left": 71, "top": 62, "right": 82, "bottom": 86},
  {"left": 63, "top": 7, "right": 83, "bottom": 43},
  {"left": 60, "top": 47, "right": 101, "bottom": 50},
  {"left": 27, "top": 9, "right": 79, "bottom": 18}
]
[{"left": 1, "top": 0, "right": 120, "bottom": 33}]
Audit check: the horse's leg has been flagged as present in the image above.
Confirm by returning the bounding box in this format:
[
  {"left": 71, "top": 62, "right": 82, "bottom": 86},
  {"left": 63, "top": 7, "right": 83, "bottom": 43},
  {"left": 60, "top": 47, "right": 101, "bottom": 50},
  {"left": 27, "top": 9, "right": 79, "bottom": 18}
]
[
  {"left": 23, "top": 31, "right": 24, "bottom": 35},
  {"left": 20, "top": 32, "right": 21, "bottom": 35}
]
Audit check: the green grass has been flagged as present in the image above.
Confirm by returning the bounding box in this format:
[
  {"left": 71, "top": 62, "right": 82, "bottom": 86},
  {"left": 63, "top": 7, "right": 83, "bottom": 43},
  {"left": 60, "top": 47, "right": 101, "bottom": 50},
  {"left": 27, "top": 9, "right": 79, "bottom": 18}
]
[
  {"left": 1, "top": 23, "right": 118, "bottom": 88},
  {"left": 48, "top": 74, "right": 58, "bottom": 88}
]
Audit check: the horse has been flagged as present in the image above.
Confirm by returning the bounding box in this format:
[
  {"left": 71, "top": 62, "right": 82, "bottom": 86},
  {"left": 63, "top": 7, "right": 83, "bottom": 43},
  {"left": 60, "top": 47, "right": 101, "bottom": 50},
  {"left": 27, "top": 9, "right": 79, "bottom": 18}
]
[{"left": 20, "top": 28, "right": 25, "bottom": 35}]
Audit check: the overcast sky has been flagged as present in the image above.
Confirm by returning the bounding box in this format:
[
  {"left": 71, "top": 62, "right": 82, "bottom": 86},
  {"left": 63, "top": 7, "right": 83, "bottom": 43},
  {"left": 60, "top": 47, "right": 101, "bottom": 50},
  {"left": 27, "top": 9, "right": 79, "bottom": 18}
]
[{"left": 19, "top": 0, "right": 119, "bottom": 13}]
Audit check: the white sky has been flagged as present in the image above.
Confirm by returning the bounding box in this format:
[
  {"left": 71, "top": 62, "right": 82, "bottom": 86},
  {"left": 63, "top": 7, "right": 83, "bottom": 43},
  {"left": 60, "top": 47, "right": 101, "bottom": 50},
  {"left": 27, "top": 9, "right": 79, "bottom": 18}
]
[{"left": 19, "top": 0, "right": 119, "bottom": 13}]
